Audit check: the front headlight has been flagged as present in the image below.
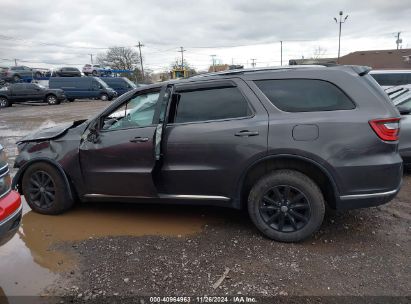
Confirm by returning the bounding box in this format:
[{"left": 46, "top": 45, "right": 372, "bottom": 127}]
[
  {"left": 0, "top": 150, "right": 7, "bottom": 163},
  {"left": 0, "top": 149, "right": 11, "bottom": 197},
  {"left": 0, "top": 173, "right": 11, "bottom": 197}
]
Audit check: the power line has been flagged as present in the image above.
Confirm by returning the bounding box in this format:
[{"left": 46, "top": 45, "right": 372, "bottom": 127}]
[
  {"left": 395, "top": 32, "right": 402, "bottom": 49},
  {"left": 178, "top": 46, "right": 186, "bottom": 69},
  {"left": 136, "top": 41, "right": 145, "bottom": 80},
  {"left": 210, "top": 55, "right": 216, "bottom": 72}
]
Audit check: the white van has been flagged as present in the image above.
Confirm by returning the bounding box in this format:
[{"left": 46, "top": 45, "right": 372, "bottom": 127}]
[{"left": 370, "top": 70, "right": 411, "bottom": 89}]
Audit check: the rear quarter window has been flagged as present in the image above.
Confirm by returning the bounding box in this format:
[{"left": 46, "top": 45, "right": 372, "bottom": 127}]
[{"left": 254, "top": 79, "right": 355, "bottom": 112}]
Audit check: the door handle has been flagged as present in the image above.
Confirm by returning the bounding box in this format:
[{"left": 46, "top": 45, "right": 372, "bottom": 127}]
[
  {"left": 235, "top": 130, "right": 259, "bottom": 137},
  {"left": 129, "top": 137, "right": 149, "bottom": 143}
]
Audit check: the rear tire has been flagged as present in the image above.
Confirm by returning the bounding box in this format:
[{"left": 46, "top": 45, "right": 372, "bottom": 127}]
[
  {"left": 67, "top": 98, "right": 75, "bottom": 102},
  {"left": 13, "top": 75, "right": 20, "bottom": 82},
  {"left": 0, "top": 97, "right": 10, "bottom": 108},
  {"left": 248, "top": 169, "right": 325, "bottom": 242},
  {"left": 22, "top": 162, "right": 74, "bottom": 215},
  {"left": 92, "top": 70, "right": 98, "bottom": 76}
]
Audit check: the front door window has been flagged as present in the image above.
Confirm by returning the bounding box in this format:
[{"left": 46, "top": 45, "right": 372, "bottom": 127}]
[{"left": 102, "top": 91, "right": 160, "bottom": 131}]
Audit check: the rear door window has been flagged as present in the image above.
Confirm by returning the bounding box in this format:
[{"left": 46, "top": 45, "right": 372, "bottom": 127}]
[
  {"left": 173, "top": 85, "right": 251, "bottom": 123},
  {"left": 254, "top": 79, "right": 355, "bottom": 112}
]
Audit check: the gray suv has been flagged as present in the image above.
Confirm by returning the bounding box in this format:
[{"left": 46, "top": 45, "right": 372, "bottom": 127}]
[
  {"left": 3, "top": 66, "right": 44, "bottom": 82},
  {"left": 12, "top": 66, "right": 403, "bottom": 242}
]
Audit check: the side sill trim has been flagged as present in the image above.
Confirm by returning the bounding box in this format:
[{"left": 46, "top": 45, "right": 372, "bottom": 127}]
[
  {"left": 339, "top": 188, "right": 398, "bottom": 200},
  {"left": 159, "top": 194, "right": 230, "bottom": 201},
  {"left": 84, "top": 193, "right": 230, "bottom": 201}
]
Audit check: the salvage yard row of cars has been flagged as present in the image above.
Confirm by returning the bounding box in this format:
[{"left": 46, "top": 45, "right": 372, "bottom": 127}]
[
  {"left": 0, "top": 76, "right": 137, "bottom": 107},
  {"left": 0, "top": 64, "right": 113, "bottom": 82}
]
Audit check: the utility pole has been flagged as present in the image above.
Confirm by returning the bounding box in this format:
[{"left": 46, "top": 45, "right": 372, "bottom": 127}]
[
  {"left": 178, "top": 46, "right": 186, "bottom": 69},
  {"left": 334, "top": 11, "right": 349, "bottom": 63},
  {"left": 395, "top": 32, "right": 402, "bottom": 50},
  {"left": 251, "top": 58, "right": 257, "bottom": 68},
  {"left": 14, "top": 59, "right": 18, "bottom": 66},
  {"left": 280, "top": 41, "right": 283, "bottom": 66},
  {"left": 211, "top": 55, "right": 216, "bottom": 72},
  {"left": 89, "top": 54, "right": 93, "bottom": 64},
  {"left": 136, "top": 41, "right": 145, "bottom": 81}
]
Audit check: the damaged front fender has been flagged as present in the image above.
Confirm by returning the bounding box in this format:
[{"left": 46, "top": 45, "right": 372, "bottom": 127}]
[{"left": 17, "top": 120, "right": 87, "bottom": 144}]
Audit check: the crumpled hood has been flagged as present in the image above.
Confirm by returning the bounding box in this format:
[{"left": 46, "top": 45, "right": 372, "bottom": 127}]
[{"left": 17, "top": 120, "right": 87, "bottom": 143}]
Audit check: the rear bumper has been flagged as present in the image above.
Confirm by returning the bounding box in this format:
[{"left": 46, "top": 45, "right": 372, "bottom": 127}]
[
  {"left": 0, "top": 191, "right": 22, "bottom": 246},
  {"left": 400, "top": 150, "right": 411, "bottom": 166},
  {"left": 336, "top": 184, "right": 401, "bottom": 210}
]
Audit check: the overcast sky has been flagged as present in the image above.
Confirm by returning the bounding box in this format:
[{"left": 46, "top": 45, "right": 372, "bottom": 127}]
[{"left": 0, "top": 0, "right": 410, "bottom": 72}]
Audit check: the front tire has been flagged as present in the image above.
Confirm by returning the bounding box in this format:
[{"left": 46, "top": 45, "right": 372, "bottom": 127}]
[
  {"left": 248, "top": 170, "right": 325, "bottom": 242},
  {"left": 13, "top": 75, "right": 20, "bottom": 82},
  {"left": 100, "top": 93, "right": 109, "bottom": 101},
  {"left": 22, "top": 162, "right": 74, "bottom": 214},
  {"left": 67, "top": 98, "right": 75, "bottom": 102},
  {"left": 0, "top": 97, "right": 10, "bottom": 108}
]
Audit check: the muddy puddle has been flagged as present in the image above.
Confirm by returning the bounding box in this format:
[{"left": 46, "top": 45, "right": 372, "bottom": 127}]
[{"left": 0, "top": 199, "right": 213, "bottom": 296}]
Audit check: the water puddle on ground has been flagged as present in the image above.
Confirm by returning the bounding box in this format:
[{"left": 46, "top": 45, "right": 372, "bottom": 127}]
[{"left": 0, "top": 200, "right": 210, "bottom": 296}]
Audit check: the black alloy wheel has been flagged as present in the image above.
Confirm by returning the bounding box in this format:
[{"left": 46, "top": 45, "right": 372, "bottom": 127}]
[
  {"left": 27, "top": 170, "right": 56, "bottom": 209},
  {"left": 248, "top": 169, "right": 325, "bottom": 242},
  {"left": 259, "top": 185, "right": 311, "bottom": 232}
]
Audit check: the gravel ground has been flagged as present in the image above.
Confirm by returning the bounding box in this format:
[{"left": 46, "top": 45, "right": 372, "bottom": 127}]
[{"left": 0, "top": 101, "right": 410, "bottom": 302}]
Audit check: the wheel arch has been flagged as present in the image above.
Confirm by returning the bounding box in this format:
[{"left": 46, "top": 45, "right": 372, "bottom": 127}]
[
  {"left": 235, "top": 154, "right": 340, "bottom": 210},
  {"left": 13, "top": 157, "right": 74, "bottom": 201}
]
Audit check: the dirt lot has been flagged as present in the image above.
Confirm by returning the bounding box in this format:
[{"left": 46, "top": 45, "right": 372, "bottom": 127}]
[{"left": 0, "top": 101, "right": 410, "bottom": 301}]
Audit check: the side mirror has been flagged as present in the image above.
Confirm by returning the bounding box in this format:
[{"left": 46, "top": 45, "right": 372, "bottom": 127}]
[
  {"left": 86, "top": 127, "right": 99, "bottom": 143},
  {"left": 397, "top": 106, "right": 411, "bottom": 115}
]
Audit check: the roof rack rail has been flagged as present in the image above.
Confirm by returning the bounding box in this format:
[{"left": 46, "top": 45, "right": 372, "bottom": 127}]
[{"left": 189, "top": 65, "right": 326, "bottom": 79}]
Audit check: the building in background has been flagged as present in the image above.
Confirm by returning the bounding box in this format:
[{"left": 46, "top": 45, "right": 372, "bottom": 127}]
[{"left": 338, "top": 48, "right": 411, "bottom": 69}]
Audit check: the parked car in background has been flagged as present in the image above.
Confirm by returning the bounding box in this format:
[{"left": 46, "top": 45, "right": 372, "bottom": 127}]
[
  {"left": 0, "top": 83, "right": 65, "bottom": 107},
  {"left": 370, "top": 70, "right": 411, "bottom": 89},
  {"left": 54, "top": 67, "right": 82, "bottom": 77},
  {"left": 0, "top": 145, "right": 22, "bottom": 246},
  {"left": 2, "top": 66, "right": 44, "bottom": 82},
  {"left": 13, "top": 66, "right": 402, "bottom": 242},
  {"left": 0, "top": 67, "right": 9, "bottom": 81},
  {"left": 99, "top": 77, "right": 137, "bottom": 96},
  {"left": 385, "top": 86, "right": 411, "bottom": 168},
  {"left": 49, "top": 76, "right": 117, "bottom": 102}
]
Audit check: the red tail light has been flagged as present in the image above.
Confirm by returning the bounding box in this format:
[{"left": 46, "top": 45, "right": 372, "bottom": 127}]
[{"left": 369, "top": 118, "right": 400, "bottom": 141}]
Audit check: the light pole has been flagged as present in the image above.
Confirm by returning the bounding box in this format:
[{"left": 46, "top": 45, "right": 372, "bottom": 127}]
[{"left": 334, "top": 11, "right": 348, "bottom": 63}]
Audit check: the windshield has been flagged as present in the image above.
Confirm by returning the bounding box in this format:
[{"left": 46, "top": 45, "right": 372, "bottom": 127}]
[
  {"left": 123, "top": 77, "right": 137, "bottom": 88},
  {"left": 95, "top": 78, "right": 109, "bottom": 88}
]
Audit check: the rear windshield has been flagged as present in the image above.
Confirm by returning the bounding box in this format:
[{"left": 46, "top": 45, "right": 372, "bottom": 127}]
[{"left": 254, "top": 79, "right": 355, "bottom": 112}]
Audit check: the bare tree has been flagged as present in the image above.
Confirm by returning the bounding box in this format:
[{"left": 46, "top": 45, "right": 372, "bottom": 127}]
[
  {"left": 97, "top": 47, "right": 140, "bottom": 71},
  {"left": 312, "top": 46, "right": 327, "bottom": 59}
]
